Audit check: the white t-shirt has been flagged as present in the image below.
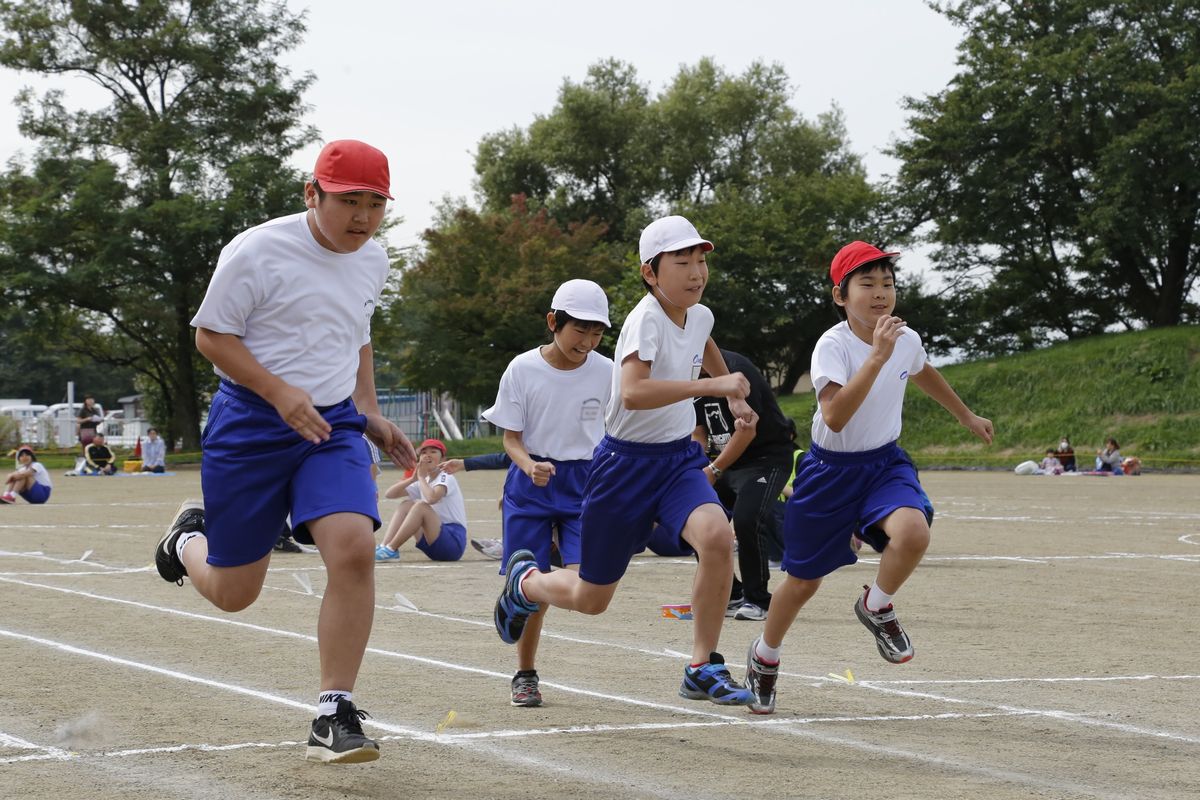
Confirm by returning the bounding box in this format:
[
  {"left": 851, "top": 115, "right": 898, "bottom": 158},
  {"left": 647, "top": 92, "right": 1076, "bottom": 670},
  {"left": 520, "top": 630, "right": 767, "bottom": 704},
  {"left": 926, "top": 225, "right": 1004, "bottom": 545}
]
[
  {"left": 406, "top": 471, "right": 467, "bottom": 527},
  {"left": 810, "top": 321, "right": 927, "bottom": 452},
  {"left": 191, "top": 212, "right": 389, "bottom": 406},
  {"left": 22, "top": 462, "right": 52, "bottom": 489},
  {"left": 606, "top": 293, "right": 713, "bottom": 443},
  {"left": 482, "top": 348, "right": 612, "bottom": 461}
]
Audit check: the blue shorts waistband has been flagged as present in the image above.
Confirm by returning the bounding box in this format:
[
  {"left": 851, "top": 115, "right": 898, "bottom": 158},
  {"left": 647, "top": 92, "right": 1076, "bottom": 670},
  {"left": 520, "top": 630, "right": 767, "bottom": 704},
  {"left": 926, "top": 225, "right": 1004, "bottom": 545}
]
[
  {"left": 218, "top": 379, "right": 350, "bottom": 413},
  {"left": 526, "top": 455, "right": 592, "bottom": 467},
  {"left": 599, "top": 435, "right": 693, "bottom": 458},
  {"left": 808, "top": 441, "right": 901, "bottom": 466}
]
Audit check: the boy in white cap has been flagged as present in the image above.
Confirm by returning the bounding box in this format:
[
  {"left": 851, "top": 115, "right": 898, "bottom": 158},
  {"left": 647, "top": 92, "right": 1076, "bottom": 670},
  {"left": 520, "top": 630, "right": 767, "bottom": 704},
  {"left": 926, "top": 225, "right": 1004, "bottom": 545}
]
[
  {"left": 153, "top": 139, "right": 417, "bottom": 763},
  {"left": 742, "top": 241, "right": 993, "bottom": 714},
  {"left": 494, "top": 218, "right": 757, "bottom": 705},
  {"left": 481, "top": 279, "right": 613, "bottom": 707}
]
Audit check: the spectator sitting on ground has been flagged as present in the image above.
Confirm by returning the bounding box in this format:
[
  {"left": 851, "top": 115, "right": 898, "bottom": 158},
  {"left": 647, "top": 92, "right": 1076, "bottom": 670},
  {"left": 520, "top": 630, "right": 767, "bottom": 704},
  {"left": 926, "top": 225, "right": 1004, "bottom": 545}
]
[
  {"left": 1039, "top": 449, "right": 1063, "bottom": 475},
  {"left": 83, "top": 432, "right": 118, "bottom": 475},
  {"left": 1095, "top": 437, "right": 1123, "bottom": 474},
  {"left": 1053, "top": 435, "right": 1076, "bottom": 472},
  {"left": 1, "top": 446, "right": 52, "bottom": 504},
  {"left": 376, "top": 438, "right": 468, "bottom": 561},
  {"left": 141, "top": 428, "right": 167, "bottom": 473}
]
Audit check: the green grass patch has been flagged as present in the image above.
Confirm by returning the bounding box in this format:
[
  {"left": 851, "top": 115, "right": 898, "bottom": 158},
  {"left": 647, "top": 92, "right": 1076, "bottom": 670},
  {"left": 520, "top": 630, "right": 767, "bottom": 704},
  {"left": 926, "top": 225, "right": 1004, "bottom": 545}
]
[{"left": 777, "top": 325, "right": 1200, "bottom": 471}]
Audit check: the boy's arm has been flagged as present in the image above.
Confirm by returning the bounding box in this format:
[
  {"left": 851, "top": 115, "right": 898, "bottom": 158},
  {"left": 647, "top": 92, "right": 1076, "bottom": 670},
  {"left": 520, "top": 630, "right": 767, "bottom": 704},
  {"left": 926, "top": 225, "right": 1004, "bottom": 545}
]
[
  {"left": 701, "top": 338, "right": 753, "bottom": 422},
  {"left": 817, "top": 316, "right": 907, "bottom": 432},
  {"left": 909, "top": 364, "right": 994, "bottom": 443},
  {"left": 353, "top": 343, "right": 418, "bottom": 470},
  {"left": 619, "top": 354, "right": 749, "bottom": 411},
  {"left": 196, "top": 328, "right": 333, "bottom": 445},
  {"left": 383, "top": 474, "right": 418, "bottom": 499},
  {"left": 502, "top": 429, "right": 555, "bottom": 487}
]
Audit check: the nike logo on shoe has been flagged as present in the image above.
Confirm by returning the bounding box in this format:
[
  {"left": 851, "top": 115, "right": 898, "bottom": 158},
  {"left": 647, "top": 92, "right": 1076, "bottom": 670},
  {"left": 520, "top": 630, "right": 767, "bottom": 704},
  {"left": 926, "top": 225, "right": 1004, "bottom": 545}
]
[{"left": 312, "top": 727, "right": 334, "bottom": 747}]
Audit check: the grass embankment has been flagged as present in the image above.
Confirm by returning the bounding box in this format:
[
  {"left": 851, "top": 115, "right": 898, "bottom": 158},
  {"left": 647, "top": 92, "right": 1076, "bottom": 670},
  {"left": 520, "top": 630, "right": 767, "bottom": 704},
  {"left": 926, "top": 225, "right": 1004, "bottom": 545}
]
[{"left": 778, "top": 325, "right": 1200, "bottom": 470}]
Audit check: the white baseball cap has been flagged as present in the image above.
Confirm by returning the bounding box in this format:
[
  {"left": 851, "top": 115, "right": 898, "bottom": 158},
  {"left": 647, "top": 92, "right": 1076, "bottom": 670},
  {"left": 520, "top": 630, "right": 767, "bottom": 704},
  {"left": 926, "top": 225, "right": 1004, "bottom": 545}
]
[
  {"left": 638, "top": 215, "right": 714, "bottom": 264},
  {"left": 551, "top": 279, "right": 611, "bottom": 327}
]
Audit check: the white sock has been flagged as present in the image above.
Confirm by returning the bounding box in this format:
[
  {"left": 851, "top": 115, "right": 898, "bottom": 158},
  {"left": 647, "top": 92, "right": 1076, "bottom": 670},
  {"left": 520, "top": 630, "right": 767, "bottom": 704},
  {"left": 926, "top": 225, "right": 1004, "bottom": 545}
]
[
  {"left": 317, "top": 690, "right": 351, "bottom": 717},
  {"left": 754, "top": 636, "right": 781, "bottom": 663},
  {"left": 381, "top": 545, "right": 397, "bottom": 554},
  {"left": 866, "top": 582, "right": 894, "bottom": 612},
  {"left": 175, "top": 531, "right": 203, "bottom": 562}
]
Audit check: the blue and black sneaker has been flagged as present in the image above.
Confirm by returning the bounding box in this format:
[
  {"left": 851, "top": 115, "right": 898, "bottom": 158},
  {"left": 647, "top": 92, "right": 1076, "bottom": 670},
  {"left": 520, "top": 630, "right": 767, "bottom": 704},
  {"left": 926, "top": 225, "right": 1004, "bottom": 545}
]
[
  {"left": 494, "top": 548, "right": 540, "bottom": 644},
  {"left": 679, "top": 652, "right": 753, "bottom": 705}
]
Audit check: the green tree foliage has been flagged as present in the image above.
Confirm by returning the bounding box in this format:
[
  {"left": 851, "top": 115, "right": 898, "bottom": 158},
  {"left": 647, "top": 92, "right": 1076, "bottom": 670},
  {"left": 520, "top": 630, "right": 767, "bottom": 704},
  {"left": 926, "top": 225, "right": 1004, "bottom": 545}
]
[
  {"left": 467, "top": 58, "right": 880, "bottom": 391},
  {"left": 390, "top": 197, "right": 617, "bottom": 408},
  {"left": 892, "top": 0, "right": 1200, "bottom": 356},
  {"left": 0, "top": 0, "right": 316, "bottom": 446}
]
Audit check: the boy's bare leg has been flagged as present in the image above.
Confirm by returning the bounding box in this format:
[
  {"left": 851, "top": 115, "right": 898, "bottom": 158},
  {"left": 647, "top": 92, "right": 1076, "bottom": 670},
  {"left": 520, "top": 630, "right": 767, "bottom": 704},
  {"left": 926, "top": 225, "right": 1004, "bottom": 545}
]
[
  {"left": 179, "top": 538, "right": 271, "bottom": 612},
  {"left": 522, "top": 568, "right": 618, "bottom": 616},
  {"left": 380, "top": 500, "right": 413, "bottom": 547},
  {"left": 681, "top": 503, "right": 736, "bottom": 663},
  {"left": 385, "top": 501, "right": 440, "bottom": 550},
  {"left": 761, "top": 575, "right": 822, "bottom": 649},
  {"left": 517, "top": 564, "right": 579, "bottom": 669},
  {"left": 309, "top": 512, "right": 375, "bottom": 692},
  {"left": 875, "top": 507, "right": 930, "bottom": 594}
]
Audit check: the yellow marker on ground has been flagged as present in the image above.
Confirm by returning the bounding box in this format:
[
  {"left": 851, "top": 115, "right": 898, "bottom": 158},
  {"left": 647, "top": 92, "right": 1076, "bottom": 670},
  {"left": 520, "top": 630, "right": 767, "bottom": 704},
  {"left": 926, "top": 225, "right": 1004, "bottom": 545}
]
[
  {"left": 435, "top": 709, "right": 457, "bottom": 734},
  {"left": 844, "top": 669, "right": 855, "bottom": 684}
]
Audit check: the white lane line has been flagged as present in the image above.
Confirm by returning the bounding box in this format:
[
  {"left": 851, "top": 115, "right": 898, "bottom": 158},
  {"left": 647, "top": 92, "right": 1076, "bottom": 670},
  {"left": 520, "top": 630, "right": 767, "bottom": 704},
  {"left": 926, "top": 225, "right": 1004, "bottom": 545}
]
[
  {"left": 0, "top": 582, "right": 1174, "bottom": 798},
  {"left": 866, "top": 674, "right": 1200, "bottom": 686},
  {"left": 857, "top": 682, "right": 1200, "bottom": 745}
]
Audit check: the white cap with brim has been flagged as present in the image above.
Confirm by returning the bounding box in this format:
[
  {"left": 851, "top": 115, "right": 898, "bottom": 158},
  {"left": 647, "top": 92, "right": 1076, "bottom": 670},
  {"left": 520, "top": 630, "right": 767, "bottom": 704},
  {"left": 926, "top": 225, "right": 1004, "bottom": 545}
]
[
  {"left": 638, "top": 215, "right": 714, "bottom": 264},
  {"left": 551, "top": 279, "right": 611, "bottom": 328}
]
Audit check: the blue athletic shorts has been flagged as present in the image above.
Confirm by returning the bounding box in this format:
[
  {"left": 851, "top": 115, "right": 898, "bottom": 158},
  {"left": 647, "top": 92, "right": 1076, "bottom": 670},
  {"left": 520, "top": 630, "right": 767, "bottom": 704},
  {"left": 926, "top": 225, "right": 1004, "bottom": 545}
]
[
  {"left": 20, "top": 483, "right": 51, "bottom": 504},
  {"left": 781, "top": 441, "right": 933, "bottom": 580},
  {"left": 578, "top": 435, "right": 718, "bottom": 585},
  {"left": 644, "top": 523, "right": 694, "bottom": 557},
  {"left": 200, "top": 380, "right": 380, "bottom": 567},
  {"left": 501, "top": 457, "right": 590, "bottom": 573},
  {"left": 416, "top": 521, "right": 467, "bottom": 561}
]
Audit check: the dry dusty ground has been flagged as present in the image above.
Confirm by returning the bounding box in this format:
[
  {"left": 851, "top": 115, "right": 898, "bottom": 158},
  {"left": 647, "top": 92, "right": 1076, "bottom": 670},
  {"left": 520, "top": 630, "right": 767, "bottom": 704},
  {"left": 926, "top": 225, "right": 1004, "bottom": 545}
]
[{"left": 0, "top": 467, "right": 1197, "bottom": 799}]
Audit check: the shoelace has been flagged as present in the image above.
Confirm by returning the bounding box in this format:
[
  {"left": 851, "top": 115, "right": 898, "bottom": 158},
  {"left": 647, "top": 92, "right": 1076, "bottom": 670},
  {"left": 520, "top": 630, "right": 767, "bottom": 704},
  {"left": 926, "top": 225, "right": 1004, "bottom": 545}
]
[{"left": 334, "top": 705, "right": 370, "bottom": 735}]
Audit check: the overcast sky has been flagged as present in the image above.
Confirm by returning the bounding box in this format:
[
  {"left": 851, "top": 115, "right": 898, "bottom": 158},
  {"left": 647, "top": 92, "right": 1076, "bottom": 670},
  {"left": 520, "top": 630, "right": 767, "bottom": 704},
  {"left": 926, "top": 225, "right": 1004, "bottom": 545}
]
[{"left": 0, "top": 0, "right": 964, "bottom": 256}]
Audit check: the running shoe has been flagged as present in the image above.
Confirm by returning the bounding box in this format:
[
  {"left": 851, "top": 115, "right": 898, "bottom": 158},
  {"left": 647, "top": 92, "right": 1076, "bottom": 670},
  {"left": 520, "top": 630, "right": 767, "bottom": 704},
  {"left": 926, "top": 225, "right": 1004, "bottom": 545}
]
[
  {"left": 374, "top": 546, "right": 400, "bottom": 562},
  {"left": 725, "top": 595, "right": 745, "bottom": 618},
  {"left": 854, "top": 585, "right": 914, "bottom": 663},
  {"left": 733, "top": 602, "right": 767, "bottom": 621},
  {"left": 470, "top": 538, "right": 504, "bottom": 560},
  {"left": 745, "top": 638, "right": 779, "bottom": 714},
  {"left": 678, "top": 652, "right": 753, "bottom": 705},
  {"left": 493, "top": 548, "right": 539, "bottom": 644},
  {"left": 510, "top": 670, "right": 543, "bottom": 707},
  {"left": 305, "top": 698, "right": 379, "bottom": 764},
  {"left": 156, "top": 499, "right": 204, "bottom": 585},
  {"left": 0, "top": 493, "right": 15, "bottom": 504},
  {"left": 274, "top": 535, "right": 303, "bottom": 553}
]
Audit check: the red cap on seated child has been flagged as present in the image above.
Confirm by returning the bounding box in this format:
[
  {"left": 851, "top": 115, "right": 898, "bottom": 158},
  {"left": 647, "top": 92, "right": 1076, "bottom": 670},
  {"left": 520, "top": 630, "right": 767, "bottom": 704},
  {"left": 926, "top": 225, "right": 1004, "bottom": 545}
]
[{"left": 419, "top": 438, "right": 446, "bottom": 455}]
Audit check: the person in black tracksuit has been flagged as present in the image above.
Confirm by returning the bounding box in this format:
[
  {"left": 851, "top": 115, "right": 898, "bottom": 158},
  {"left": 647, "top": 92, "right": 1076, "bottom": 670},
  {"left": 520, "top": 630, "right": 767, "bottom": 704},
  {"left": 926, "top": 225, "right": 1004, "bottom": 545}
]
[{"left": 694, "top": 350, "right": 796, "bottom": 620}]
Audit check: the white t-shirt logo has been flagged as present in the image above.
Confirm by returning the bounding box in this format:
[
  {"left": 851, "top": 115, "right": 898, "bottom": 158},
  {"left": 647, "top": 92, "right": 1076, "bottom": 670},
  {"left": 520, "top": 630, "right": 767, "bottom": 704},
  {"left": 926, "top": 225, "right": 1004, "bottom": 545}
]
[
  {"left": 691, "top": 354, "right": 703, "bottom": 381},
  {"left": 579, "top": 398, "right": 602, "bottom": 422}
]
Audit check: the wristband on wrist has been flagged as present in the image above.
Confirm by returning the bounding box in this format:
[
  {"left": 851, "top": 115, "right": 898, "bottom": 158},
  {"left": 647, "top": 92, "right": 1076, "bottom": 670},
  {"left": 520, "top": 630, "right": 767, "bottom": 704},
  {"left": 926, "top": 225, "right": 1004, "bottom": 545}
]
[{"left": 708, "top": 462, "right": 723, "bottom": 479}]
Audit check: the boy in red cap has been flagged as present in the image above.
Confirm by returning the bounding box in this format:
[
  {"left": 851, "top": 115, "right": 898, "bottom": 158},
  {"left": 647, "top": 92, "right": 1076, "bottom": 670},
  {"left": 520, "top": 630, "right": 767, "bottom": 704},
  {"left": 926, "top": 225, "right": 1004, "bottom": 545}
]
[
  {"left": 743, "top": 241, "right": 993, "bottom": 714},
  {"left": 375, "top": 438, "right": 468, "bottom": 561},
  {"left": 154, "top": 139, "right": 417, "bottom": 763}
]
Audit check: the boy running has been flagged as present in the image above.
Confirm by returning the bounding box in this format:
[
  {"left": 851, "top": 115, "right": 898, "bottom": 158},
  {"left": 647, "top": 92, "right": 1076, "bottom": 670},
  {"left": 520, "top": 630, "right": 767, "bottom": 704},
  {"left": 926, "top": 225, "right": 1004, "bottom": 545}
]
[
  {"left": 494, "top": 216, "right": 756, "bottom": 705},
  {"left": 743, "top": 241, "right": 993, "bottom": 713},
  {"left": 482, "top": 278, "right": 613, "bottom": 707},
  {"left": 153, "top": 140, "right": 417, "bottom": 762}
]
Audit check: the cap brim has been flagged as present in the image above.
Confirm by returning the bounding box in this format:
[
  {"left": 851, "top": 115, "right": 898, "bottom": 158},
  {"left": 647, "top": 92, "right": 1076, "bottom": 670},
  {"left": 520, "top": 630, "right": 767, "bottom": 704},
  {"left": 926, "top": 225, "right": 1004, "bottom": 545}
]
[
  {"left": 645, "top": 237, "right": 714, "bottom": 262},
  {"left": 314, "top": 179, "right": 394, "bottom": 200},
  {"left": 558, "top": 310, "right": 611, "bottom": 327}
]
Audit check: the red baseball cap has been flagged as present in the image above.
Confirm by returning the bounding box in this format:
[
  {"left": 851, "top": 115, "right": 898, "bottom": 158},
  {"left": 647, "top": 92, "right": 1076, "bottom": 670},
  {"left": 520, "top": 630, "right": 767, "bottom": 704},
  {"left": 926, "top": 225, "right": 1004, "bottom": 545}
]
[
  {"left": 312, "top": 139, "right": 393, "bottom": 199},
  {"left": 830, "top": 241, "right": 899, "bottom": 286},
  {"left": 418, "top": 438, "right": 446, "bottom": 455}
]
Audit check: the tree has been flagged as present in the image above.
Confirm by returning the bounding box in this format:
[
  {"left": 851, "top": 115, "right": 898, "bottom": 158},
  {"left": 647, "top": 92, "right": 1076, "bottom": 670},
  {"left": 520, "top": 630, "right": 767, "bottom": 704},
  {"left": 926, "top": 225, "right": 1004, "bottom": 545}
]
[
  {"left": 0, "top": 0, "right": 316, "bottom": 446},
  {"left": 391, "top": 197, "right": 617, "bottom": 408},
  {"left": 891, "top": 0, "right": 1200, "bottom": 356},
  {"left": 468, "top": 58, "right": 881, "bottom": 391}
]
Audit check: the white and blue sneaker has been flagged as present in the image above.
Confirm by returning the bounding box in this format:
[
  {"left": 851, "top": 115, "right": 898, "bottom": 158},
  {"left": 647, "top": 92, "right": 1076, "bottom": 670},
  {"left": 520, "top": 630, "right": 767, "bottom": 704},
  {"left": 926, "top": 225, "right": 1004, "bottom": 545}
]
[{"left": 374, "top": 545, "right": 399, "bottom": 562}]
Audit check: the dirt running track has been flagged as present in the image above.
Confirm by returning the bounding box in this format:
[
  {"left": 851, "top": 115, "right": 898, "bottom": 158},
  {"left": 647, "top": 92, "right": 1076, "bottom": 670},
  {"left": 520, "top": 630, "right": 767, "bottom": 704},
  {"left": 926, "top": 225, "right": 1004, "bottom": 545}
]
[{"left": 0, "top": 468, "right": 1196, "bottom": 799}]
